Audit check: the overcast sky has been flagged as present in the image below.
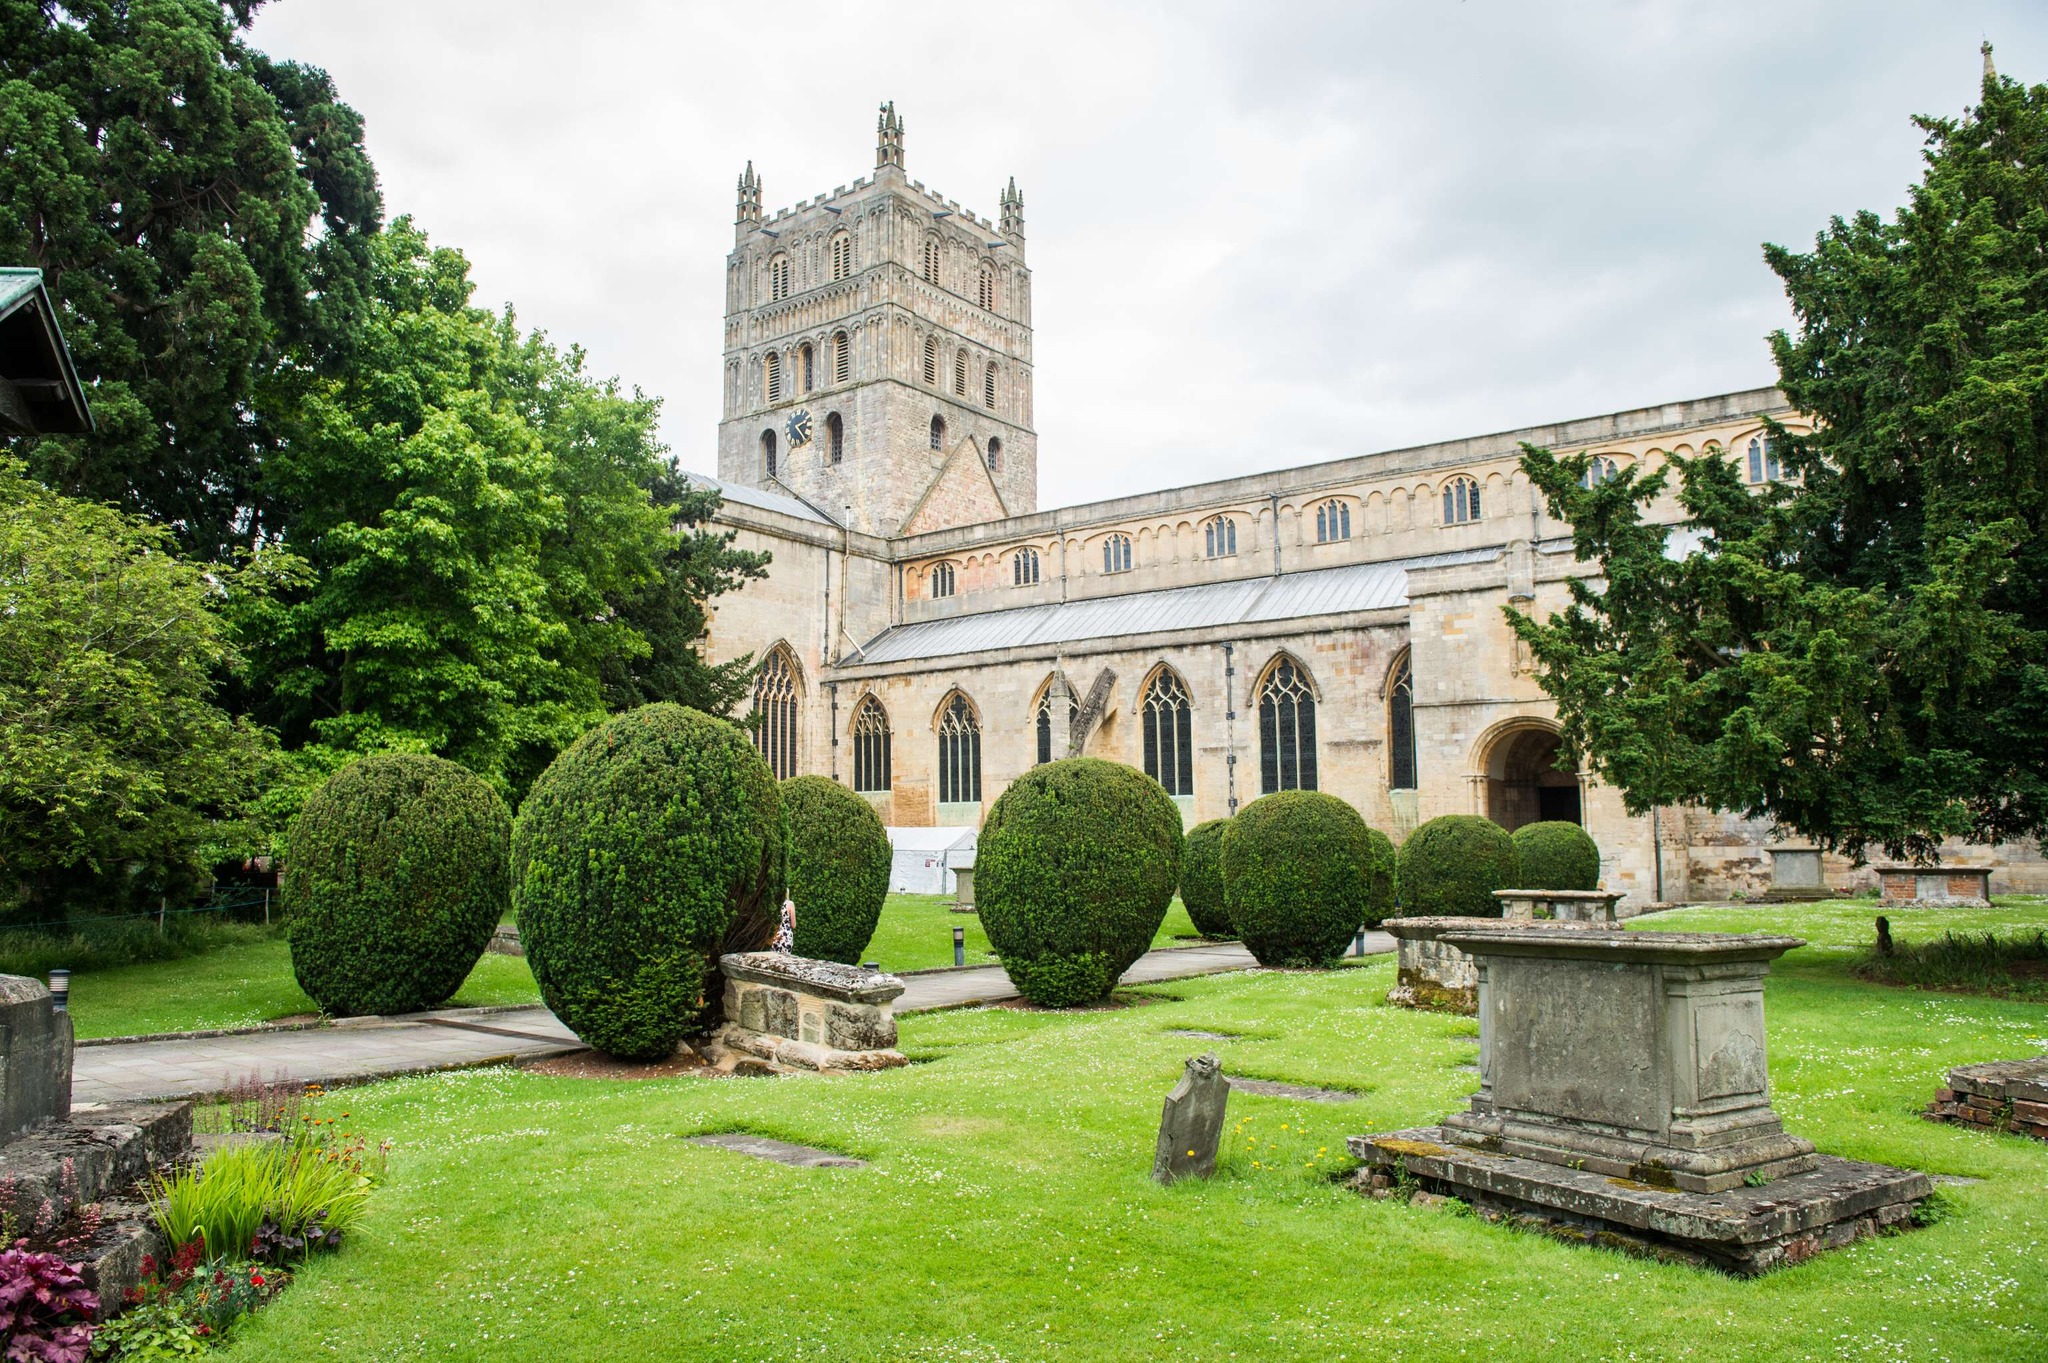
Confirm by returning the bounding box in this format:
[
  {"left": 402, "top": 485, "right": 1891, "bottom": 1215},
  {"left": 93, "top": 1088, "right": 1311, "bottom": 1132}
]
[{"left": 247, "top": 1, "right": 2046, "bottom": 510}]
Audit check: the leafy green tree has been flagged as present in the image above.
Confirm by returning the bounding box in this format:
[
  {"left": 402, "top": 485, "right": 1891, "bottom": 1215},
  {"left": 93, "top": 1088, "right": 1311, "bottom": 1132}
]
[
  {"left": 1511, "top": 56, "right": 2048, "bottom": 860},
  {"left": 0, "top": 0, "right": 380, "bottom": 558},
  {"left": 0, "top": 459, "right": 283, "bottom": 921}
]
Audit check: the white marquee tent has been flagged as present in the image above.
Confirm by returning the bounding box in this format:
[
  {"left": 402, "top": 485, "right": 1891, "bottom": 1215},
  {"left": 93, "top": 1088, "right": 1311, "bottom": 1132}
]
[{"left": 886, "top": 826, "right": 977, "bottom": 896}]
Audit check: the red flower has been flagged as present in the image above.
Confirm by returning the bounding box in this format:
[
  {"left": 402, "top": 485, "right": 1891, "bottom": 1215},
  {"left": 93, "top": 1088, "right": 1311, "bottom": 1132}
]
[{"left": 251, "top": 1273, "right": 265, "bottom": 1287}]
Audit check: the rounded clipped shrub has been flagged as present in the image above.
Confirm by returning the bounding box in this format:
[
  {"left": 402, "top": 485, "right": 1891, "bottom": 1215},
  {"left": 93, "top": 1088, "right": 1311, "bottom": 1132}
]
[
  {"left": 1179, "top": 819, "right": 1233, "bottom": 938},
  {"left": 1220, "top": 791, "right": 1372, "bottom": 967},
  {"left": 283, "top": 752, "right": 511, "bottom": 1018},
  {"left": 512, "top": 705, "right": 782, "bottom": 1060},
  {"left": 1364, "top": 826, "right": 1398, "bottom": 926},
  {"left": 1512, "top": 821, "right": 1601, "bottom": 891},
  {"left": 782, "top": 775, "right": 891, "bottom": 964},
  {"left": 1398, "top": 815, "right": 1520, "bottom": 917},
  {"left": 977, "top": 758, "right": 1183, "bottom": 1008}
]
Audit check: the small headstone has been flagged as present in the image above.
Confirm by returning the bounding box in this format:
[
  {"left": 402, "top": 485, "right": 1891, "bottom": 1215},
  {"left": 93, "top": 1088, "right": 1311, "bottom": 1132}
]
[{"left": 1152, "top": 1052, "right": 1228, "bottom": 1185}]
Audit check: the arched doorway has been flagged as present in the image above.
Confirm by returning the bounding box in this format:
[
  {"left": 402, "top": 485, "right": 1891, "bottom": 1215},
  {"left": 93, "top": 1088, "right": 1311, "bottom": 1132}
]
[{"left": 1482, "top": 724, "right": 1580, "bottom": 830}]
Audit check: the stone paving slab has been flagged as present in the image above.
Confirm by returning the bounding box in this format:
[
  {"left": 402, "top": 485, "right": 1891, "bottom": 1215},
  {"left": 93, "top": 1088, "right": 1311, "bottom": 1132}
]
[
  {"left": 686, "top": 1133, "right": 864, "bottom": 1167},
  {"left": 71, "top": 936, "right": 1393, "bottom": 1106}
]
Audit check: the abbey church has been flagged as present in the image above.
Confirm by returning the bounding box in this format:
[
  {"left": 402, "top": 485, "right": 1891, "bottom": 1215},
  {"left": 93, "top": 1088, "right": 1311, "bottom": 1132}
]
[{"left": 694, "top": 105, "right": 2043, "bottom": 906}]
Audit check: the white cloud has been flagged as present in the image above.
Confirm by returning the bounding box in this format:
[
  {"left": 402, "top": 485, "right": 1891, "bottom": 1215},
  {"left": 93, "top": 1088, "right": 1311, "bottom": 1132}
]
[{"left": 248, "top": 0, "right": 2046, "bottom": 508}]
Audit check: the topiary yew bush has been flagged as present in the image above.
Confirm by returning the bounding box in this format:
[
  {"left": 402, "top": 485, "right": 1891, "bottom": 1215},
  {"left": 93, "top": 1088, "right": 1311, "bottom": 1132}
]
[
  {"left": 283, "top": 753, "right": 511, "bottom": 1018},
  {"left": 977, "top": 758, "right": 1183, "bottom": 1007},
  {"left": 1364, "top": 826, "right": 1399, "bottom": 926},
  {"left": 1220, "top": 791, "right": 1372, "bottom": 967},
  {"left": 1398, "top": 814, "right": 1520, "bottom": 917},
  {"left": 783, "top": 775, "right": 891, "bottom": 964},
  {"left": 1512, "top": 820, "right": 1601, "bottom": 891},
  {"left": 512, "top": 705, "right": 782, "bottom": 1060},
  {"left": 1179, "top": 818, "right": 1233, "bottom": 938}
]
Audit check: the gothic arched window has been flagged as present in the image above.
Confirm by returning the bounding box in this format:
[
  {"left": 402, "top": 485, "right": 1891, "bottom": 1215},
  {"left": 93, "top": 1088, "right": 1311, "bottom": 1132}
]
[
  {"left": 851, "top": 695, "right": 891, "bottom": 793},
  {"left": 761, "top": 429, "right": 778, "bottom": 478},
  {"left": 1316, "top": 500, "right": 1351, "bottom": 543},
  {"left": 1746, "top": 436, "right": 1783, "bottom": 484},
  {"left": 1034, "top": 681, "right": 1078, "bottom": 765},
  {"left": 764, "top": 351, "right": 783, "bottom": 403},
  {"left": 987, "top": 437, "right": 1002, "bottom": 471},
  {"left": 923, "top": 337, "right": 939, "bottom": 386},
  {"left": 832, "top": 331, "right": 851, "bottom": 384},
  {"left": 922, "top": 238, "right": 941, "bottom": 284},
  {"left": 930, "top": 414, "right": 946, "bottom": 450},
  {"left": 1203, "top": 516, "right": 1238, "bottom": 558},
  {"left": 1013, "top": 547, "right": 1040, "bottom": 586},
  {"left": 798, "top": 342, "right": 814, "bottom": 395},
  {"left": 1142, "top": 668, "right": 1195, "bottom": 796},
  {"left": 1258, "top": 656, "right": 1317, "bottom": 793},
  {"left": 1581, "top": 456, "right": 1619, "bottom": 488},
  {"left": 769, "top": 253, "right": 790, "bottom": 301},
  {"left": 826, "top": 411, "right": 844, "bottom": 464},
  {"left": 1443, "top": 476, "right": 1482, "bottom": 524},
  {"left": 1102, "top": 533, "right": 1133, "bottom": 574},
  {"left": 978, "top": 263, "right": 996, "bottom": 310},
  {"left": 831, "top": 232, "right": 853, "bottom": 281},
  {"left": 752, "top": 647, "right": 800, "bottom": 779},
  {"left": 937, "top": 694, "right": 982, "bottom": 804},
  {"left": 1387, "top": 651, "right": 1416, "bottom": 791},
  {"left": 953, "top": 349, "right": 969, "bottom": 397},
  {"left": 929, "top": 562, "right": 956, "bottom": 598}
]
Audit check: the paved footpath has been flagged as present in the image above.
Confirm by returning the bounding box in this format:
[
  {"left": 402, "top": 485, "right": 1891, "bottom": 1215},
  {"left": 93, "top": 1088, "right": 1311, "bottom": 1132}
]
[{"left": 71, "top": 935, "right": 1393, "bottom": 1108}]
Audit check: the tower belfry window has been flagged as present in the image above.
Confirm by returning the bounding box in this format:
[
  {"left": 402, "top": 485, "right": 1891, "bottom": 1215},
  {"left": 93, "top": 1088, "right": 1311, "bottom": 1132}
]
[
  {"left": 984, "top": 361, "right": 997, "bottom": 409},
  {"left": 923, "top": 338, "right": 938, "bottom": 386},
  {"left": 922, "top": 238, "right": 940, "bottom": 284},
  {"left": 799, "top": 343, "right": 814, "bottom": 394},
  {"left": 764, "top": 351, "right": 783, "bottom": 403},
  {"left": 833, "top": 331, "right": 850, "bottom": 384},
  {"left": 831, "top": 232, "right": 853, "bottom": 281},
  {"left": 769, "top": 253, "right": 790, "bottom": 301},
  {"left": 761, "top": 429, "right": 778, "bottom": 478},
  {"left": 826, "top": 412, "right": 843, "bottom": 464},
  {"left": 978, "top": 264, "right": 996, "bottom": 311},
  {"left": 953, "top": 350, "right": 968, "bottom": 397},
  {"left": 930, "top": 414, "right": 946, "bottom": 449},
  {"left": 987, "top": 437, "right": 1002, "bottom": 471}
]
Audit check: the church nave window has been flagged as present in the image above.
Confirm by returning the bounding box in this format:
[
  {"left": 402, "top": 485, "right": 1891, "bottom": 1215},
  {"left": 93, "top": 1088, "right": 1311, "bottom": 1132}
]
[
  {"left": 937, "top": 694, "right": 982, "bottom": 804},
  {"left": 1203, "top": 516, "right": 1237, "bottom": 559},
  {"left": 1102, "top": 533, "right": 1133, "bottom": 575},
  {"left": 851, "top": 696, "right": 892, "bottom": 793},
  {"left": 1141, "top": 668, "right": 1195, "bottom": 797},
  {"left": 1316, "top": 500, "right": 1351, "bottom": 543},
  {"left": 752, "top": 647, "right": 801, "bottom": 780},
  {"left": 1387, "top": 651, "right": 1416, "bottom": 791},
  {"left": 1013, "top": 547, "right": 1040, "bottom": 586},
  {"left": 1442, "top": 476, "right": 1481, "bottom": 525},
  {"left": 929, "top": 562, "right": 956, "bottom": 598},
  {"left": 1258, "top": 656, "right": 1317, "bottom": 794}
]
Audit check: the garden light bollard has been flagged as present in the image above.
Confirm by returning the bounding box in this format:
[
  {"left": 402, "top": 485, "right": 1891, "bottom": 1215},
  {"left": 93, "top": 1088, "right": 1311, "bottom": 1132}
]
[
  {"left": 46, "top": 969, "right": 69, "bottom": 1013},
  {"left": 953, "top": 924, "right": 966, "bottom": 967},
  {"left": 863, "top": 961, "right": 880, "bottom": 972},
  {"left": 1352, "top": 927, "right": 1366, "bottom": 957}
]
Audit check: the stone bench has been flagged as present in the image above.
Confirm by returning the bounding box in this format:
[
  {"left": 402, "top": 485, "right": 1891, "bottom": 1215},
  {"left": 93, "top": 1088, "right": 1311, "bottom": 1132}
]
[
  {"left": 716, "top": 952, "right": 908, "bottom": 1074},
  {"left": 1876, "top": 865, "right": 1991, "bottom": 907}
]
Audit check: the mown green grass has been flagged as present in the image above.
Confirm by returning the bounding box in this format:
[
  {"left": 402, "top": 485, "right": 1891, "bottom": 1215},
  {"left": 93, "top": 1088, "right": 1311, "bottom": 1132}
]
[
  {"left": 218, "top": 902, "right": 2045, "bottom": 1362},
  {"left": 867, "top": 893, "right": 1205, "bottom": 973}
]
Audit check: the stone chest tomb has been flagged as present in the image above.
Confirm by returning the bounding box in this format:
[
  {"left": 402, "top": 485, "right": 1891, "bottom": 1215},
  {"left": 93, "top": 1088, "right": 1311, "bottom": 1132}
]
[{"left": 717, "top": 952, "right": 908, "bottom": 1074}]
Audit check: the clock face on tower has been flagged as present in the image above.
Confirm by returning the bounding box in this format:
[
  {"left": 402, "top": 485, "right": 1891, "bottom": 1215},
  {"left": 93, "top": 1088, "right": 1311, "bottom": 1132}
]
[{"left": 785, "top": 408, "right": 813, "bottom": 449}]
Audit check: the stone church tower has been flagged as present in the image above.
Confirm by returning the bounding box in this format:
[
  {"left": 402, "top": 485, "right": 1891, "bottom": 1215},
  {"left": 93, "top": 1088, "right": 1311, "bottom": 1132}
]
[{"left": 716, "top": 103, "right": 1038, "bottom": 536}]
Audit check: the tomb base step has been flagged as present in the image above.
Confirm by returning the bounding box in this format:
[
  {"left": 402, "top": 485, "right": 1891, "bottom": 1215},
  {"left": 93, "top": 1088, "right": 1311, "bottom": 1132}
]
[
  {"left": 713, "top": 1024, "right": 907, "bottom": 1075},
  {"left": 0, "top": 1101, "right": 192, "bottom": 1229},
  {"left": 1347, "top": 1126, "right": 1931, "bottom": 1276}
]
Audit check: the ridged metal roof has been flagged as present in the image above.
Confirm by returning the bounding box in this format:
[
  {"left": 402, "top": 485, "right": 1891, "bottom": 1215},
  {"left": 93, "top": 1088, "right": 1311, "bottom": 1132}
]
[
  {"left": 854, "top": 547, "right": 1499, "bottom": 664},
  {"left": 686, "top": 472, "right": 838, "bottom": 525}
]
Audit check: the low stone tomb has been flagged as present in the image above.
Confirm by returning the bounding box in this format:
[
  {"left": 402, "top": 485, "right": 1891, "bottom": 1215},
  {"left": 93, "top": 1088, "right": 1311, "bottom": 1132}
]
[
  {"left": 950, "top": 858, "right": 976, "bottom": 912},
  {"left": 1153, "top": 1052, "right": 1228, "bottom": 1184},
  {"left": 1494, "top": 889, "right": 1622, "bottom": 924},
  {"left": 1924, "top": 1056, "right": 2048, "bottom": 1141},
  {"left": 1382, "top": 917, "right": 1483, "bottom": 1013},
  {"left": 1876, "top": 865, "right": 1991, "bottom": 907},
  {"left": 716, "top": 952, "right": 908, "bottom": 1074},
  {"left": 1764, "top": 846, "right": 1831, "bottom": 902},
  {"left": 1350, "top": 928, "right": 1930, "bottom": 1274}
]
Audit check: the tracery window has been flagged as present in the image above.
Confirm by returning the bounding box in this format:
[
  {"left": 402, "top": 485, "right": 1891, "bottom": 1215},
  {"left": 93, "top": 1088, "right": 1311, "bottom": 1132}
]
[
  {"left": 769, "top": 253, "right": 790, "bottom": 301},
  {"left": 1142, "top": 668, "right": 1195, "bottom": 796},
  {"left": 1316, "top": 500, "right": 1351, "bottom": 543},
  {"left": 930, "top": 414, "right": 946, "bottom": 450},
  {"left": 1443, "top": 476, "right": 1482, "bottom": 524},
  {"left": 923, "top": 337, "right": 939, "bottom": 386},
  {"left": 987, "top": 437, "right": 1002, "bottom": 471},
  {"left": 764, "top": 351, "right": 783, "bottom": 403},
  {"left": 922, "top": 238, "right": 941, "bottom": 284},
  {"left": 1014, "top": 547, "right": 1040, "bottom": 586},
  {"left": 833, "top": 331, "right": 851, "bottom": 384},
  {"left": 1581, "top": 456, "right": 1619, "bottom": 488},
  {"left": 978, "top": 264, "right": 996, "bottom": 311},
  {"left": 937, "top": 694, "right": 982, "bottom": 804},
  {"left": 929, "top": 562, "right": 956, "bottom": 598},
  {"left": 1102, "top": 533, "right": 1133, "bottom": 574},
  {"left": 761, "top": 429, "right": 777, "bottom": 478},
  {"left": 1203, "top": 516, "right": 1237, "bottom": 558},
  {"left": 1746, "top": 436, "right": 1783, "bottom": 484},
  {"left": 1258, "top": 657, "right": 1317, "bottom": 793},
  {"left": 752, "top": 647, "right": 800, "bottom": 779},
  {"left": 851, "top": 696, "right": 891, "bottom": 793},
  {"left": 953, "top": 349, "right": 969, "bottom": 397},
  {"left": 826, "top": 412, "right": 843, "bottom": 464},
  {"left": 1387, "top": 651, "right": 1416, "bottom": 791},
  {"left": 831, "top": 233, "right": 853, "bottom": 281},
  {"left": 1034, "top": 683, "right": 1079, "bottom": 765}
]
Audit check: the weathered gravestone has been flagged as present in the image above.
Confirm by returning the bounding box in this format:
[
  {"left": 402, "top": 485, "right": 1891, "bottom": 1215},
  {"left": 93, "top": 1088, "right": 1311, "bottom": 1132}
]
[
  {"left": 1351, "top": 928, "right": 1931, "bottom": 1274},
  {"left": 1153, "top": 1052, "right": 1229, "bottom": 1185}
]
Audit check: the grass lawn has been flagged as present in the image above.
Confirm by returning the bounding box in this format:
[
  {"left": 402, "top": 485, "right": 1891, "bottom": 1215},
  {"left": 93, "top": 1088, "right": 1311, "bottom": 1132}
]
[
  {"left": 217, "top": 901, "right": 2045, "bottom": 1362},
  {"left": 867, "top": 893, "right": 1207, "bottom": 973}
]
